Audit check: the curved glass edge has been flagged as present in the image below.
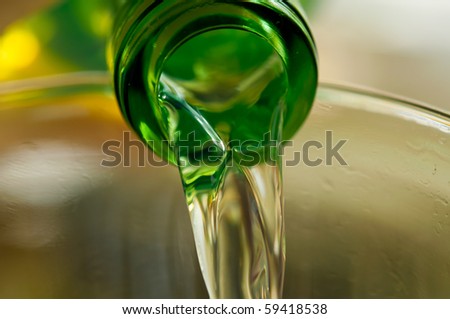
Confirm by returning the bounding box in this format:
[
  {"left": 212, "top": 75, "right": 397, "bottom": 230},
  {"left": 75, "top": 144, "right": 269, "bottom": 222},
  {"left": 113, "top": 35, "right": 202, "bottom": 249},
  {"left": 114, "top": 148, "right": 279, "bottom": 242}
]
[
  {"left": 0, "top": 72, "right": 112, "bottom": 107},
  {"left": 319, "top": 82, "right": 450, "bottom": 119},
  {"left": 316, "top": 82, "right": 450, "bottom": 136}
]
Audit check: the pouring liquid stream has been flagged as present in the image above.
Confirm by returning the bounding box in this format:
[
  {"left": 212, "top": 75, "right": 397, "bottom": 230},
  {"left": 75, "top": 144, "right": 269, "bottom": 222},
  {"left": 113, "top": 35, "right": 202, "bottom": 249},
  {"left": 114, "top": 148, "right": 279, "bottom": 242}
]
[{"left": 156, "top": 29, "right": 288, "bottom": 298}]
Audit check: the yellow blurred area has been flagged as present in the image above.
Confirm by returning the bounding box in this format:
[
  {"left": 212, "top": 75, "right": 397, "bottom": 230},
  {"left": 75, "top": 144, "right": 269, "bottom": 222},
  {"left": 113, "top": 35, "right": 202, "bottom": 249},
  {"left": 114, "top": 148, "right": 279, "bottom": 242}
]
[
  {"left": 0, "top": 19, "right": 73, "bottom": 82},
  {"left": 0, "top": 26, "right": 41, "bottom": 80},
  {"left": 91, "top": 9, "right": 112, "bottom": 38}
]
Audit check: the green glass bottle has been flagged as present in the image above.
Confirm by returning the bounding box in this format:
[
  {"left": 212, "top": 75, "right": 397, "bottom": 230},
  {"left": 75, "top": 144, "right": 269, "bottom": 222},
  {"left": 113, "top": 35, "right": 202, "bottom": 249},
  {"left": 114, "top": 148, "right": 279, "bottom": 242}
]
[
  {"left": 110, "top": 0, "right": 317, "bottom": 164},
  {"left": 107, "top": 0, "right": 318, "bottom": 299}
]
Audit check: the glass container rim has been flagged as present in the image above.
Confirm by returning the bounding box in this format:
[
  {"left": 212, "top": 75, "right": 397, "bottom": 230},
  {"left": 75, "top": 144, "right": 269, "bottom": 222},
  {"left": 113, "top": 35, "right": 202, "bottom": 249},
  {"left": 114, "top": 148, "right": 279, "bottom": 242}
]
[{"left": 0, "top": 72, "right": 448, "bottom": 120}]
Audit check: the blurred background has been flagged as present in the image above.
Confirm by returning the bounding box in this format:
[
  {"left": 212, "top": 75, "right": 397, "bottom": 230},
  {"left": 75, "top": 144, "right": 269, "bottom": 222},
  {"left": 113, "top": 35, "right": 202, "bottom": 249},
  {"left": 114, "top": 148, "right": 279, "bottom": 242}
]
[
  {"left": 0, "top": 0, "right": 449, "bottom": 298},
  {"left": 308, "top": 0, "right": 450, "bottom": 112},
  {"left": 1, "top": 0, "right": 449, "bottom": 110}
]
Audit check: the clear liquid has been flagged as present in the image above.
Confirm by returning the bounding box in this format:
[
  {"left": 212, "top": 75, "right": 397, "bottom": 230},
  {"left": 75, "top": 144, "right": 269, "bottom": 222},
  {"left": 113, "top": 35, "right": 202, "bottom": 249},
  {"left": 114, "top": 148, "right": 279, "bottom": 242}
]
[
  {"left": 158, "top": 29, "right": 287, "bottom": 298},
  {"left": 182, "top": 156, "right": 284, "bottom": 299}
]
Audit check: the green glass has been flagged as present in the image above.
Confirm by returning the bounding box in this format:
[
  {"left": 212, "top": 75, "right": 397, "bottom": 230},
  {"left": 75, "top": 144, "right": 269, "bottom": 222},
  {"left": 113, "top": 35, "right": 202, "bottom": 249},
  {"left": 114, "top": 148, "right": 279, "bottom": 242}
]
[{"left": 111, "top": 0, "right": 317, "bottom": 164}]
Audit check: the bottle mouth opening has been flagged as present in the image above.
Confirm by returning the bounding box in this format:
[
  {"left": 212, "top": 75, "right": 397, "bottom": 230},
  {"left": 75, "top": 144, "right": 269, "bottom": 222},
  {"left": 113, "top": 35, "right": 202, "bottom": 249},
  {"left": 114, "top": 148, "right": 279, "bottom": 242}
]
[
  {"left": 158, "top": 27, "right": 286, "bottom": 113},
  {"left": 152, "top": 26, "right": 289, "bottom": 153}
]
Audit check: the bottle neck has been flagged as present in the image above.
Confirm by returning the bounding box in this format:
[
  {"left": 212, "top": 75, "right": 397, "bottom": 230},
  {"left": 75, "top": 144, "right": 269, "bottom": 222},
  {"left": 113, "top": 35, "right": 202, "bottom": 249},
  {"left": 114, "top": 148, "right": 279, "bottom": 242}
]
[{"left": 111, "top": 0, "right": 318, "bottom": 164}]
